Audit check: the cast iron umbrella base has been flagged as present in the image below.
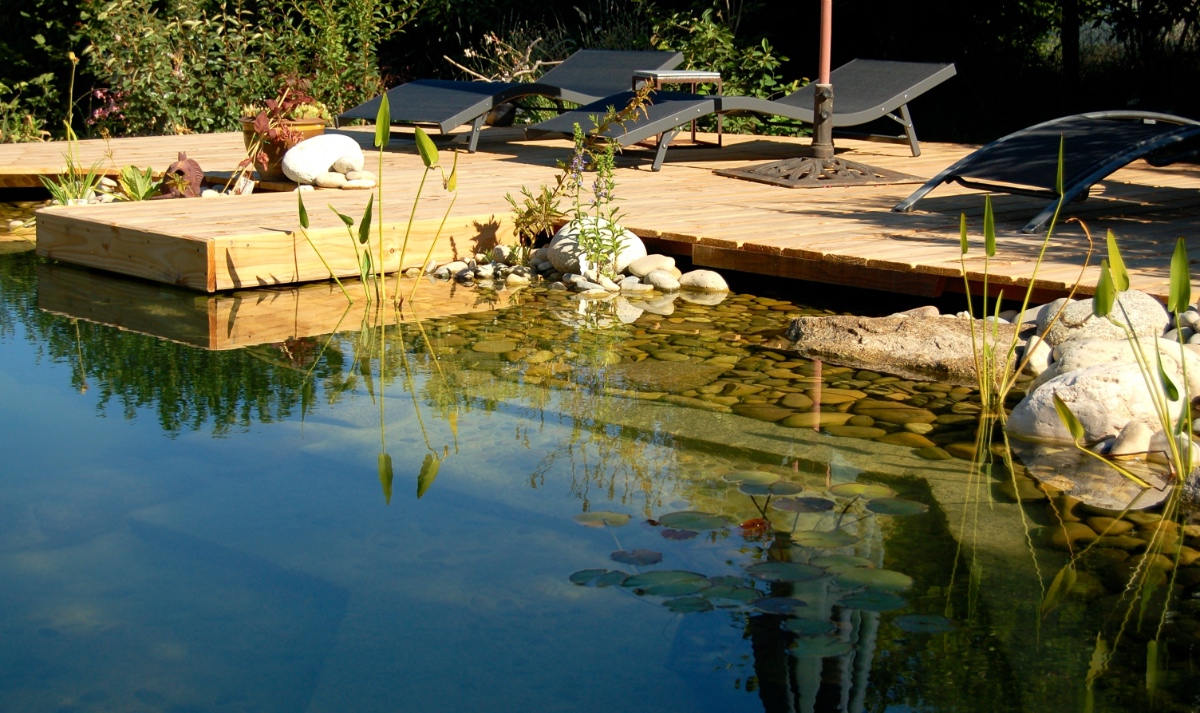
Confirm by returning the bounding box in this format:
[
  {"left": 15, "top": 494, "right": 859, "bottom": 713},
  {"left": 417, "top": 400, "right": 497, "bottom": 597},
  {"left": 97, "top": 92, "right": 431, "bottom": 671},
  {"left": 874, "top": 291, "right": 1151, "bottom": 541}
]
[{"left": 715, "top": 154, "right": 922, "bottom": 188}]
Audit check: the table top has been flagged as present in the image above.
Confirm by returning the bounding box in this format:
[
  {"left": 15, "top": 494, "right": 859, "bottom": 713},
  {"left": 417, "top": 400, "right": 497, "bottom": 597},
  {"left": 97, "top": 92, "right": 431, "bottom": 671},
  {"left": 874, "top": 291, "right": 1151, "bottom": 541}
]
[{"left": 632, "top": 69, "right": 721, "bottom": 81}]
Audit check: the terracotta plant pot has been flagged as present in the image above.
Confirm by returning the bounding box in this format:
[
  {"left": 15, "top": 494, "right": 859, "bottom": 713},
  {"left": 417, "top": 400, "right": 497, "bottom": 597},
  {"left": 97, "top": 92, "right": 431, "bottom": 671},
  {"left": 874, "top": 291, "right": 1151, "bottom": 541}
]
[{"left": 239, "top": 117, "right": 326, "bottom": 182}]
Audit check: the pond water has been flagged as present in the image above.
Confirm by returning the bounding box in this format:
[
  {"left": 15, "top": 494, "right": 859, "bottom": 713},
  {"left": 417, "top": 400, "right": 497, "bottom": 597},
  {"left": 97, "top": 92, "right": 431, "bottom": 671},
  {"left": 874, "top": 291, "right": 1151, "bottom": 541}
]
[{"left": 2, "top": 200, "right": 1198, "bottom": 713}]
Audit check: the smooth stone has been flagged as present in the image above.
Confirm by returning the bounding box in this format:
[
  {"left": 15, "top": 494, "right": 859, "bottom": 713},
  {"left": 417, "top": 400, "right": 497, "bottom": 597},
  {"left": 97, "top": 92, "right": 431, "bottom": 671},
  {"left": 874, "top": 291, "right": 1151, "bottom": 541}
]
[
  {"left": 875, "top": 432, "right": 936, "bottom": 448},
  {"left": 780, "top": 393, "right": 814, "bottom": 410},
  {"left": 1086, "top": 516, "right": 1135, "bottom": 536},
  {"left": 644, "top": 269, "right": 681, "bottom": 292},
  {"left": 344, "top": 170, "right": 377, "bottom": 182},
  {"left": 853, "top": 404, "right": 937, "bottom": 425},
  {"left": 640, "top": 294, "right": 678, "bottom": 316},
  {"left": 598, "top": 275, "right": 621, "bottom": 292},
  {"left": 915, "top": 446, "right": 953, "bottom": 460},
  {"left": 944, "top": 442, "right": 977, "bottom": 460},
  {"left": 342, "top": 178, "right": 375, "bottom": 189},
  {"left": 1047, "top": 521, "right": 1098, "bottom": 550},
  {"left": 731, "top": 404, "right": 795, "bottom": 422},
  {"left": 652, "top": 351, "right": 691, "bottom": 362},
  {"left": 1042, "top": 289, "right": 1169, "bottom": 346},
  {"left": 547, "top": 217, "right": 646, "bottom": 274},
  {"left": 660, "top": 395, "right": 732, "bottom": 412},
  {"left": 1176, "top": 546, "right": 1200, "bottom": 566},
  {"left": 824, "top": 426, "right": 887, "bottom": 439},
  {"left": 505, "top": 273, "right": 531, "bottom": 287},
  {"left": 1110, "top": 420, "right": 1154, "bottom": 457},
  {"left": 615, "top": 299, "right": 644, "bottom": 324},
  {"left": 847, "top": 415, "right": 875, "bottom": 427},
  {"left": 626, "top": 254, "right": 675, "bottom": 277},
  {"left": 1147, "top": 430, "right": 1200, "bottom": 465},
  {"left": 1094, "top": 535, "right": 1147, "bottom": 550},
  {"left": 723, "top": 383, "right": 766, "bottom": 398},
  {"left": 807, "top": 388, "right": 866, "bottom": 405},
  {"left": 200, "top": 189, "right": 220, "bottom": 198},
  {"left": 997, "top": 478, "right": 1048, "bottom": 502},
  {"left": 282, "top": 134, "right": 364, "bottom": 184},
  {"left": 622, "top": 283, "right": 655, "bottom": 295},
  {"left": 472, "top": 339, "right": 518, "bottom": 353},
  {"left": 1021, "top": 335, "right": 1053, "bottom": 376},
  {"left": 1033, "top": 338, "right": 1200, "bottom": 394},
  {"left": 935, "top": 413, "right": 977, "bottom": 425},
  {"left": 678, "top": 269, "right": 729, "bottom": 293},
  {"left": 679, "top": 291, "right": 727, "bottom": 306},
  {"left": 904, "top": 422, "right": 934, "bottom": 435},
  {"left": 1124, "top": 511, "right": 1163, "bottom": 525},
  {"left": 1046, "top": 494, "right": 1083, "bottom": 522},
  {"left": 313, "top": 170, "right": 348, "bottom": 188},
  {"left": 891, "top": 305, "right": 939, "bottom": 318},
  {"left": 608, "top": 359, "right": 728, "bottom": 392},
  {"left": 780, "top": 412, "right": 854, "bottom": 428}
]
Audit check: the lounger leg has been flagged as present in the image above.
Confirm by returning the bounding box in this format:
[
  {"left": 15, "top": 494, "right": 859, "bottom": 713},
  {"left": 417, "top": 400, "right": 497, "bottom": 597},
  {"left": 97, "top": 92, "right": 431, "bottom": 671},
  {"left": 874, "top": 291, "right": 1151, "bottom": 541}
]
[
  {"left": 466, "top": 115, "right": 486, "bottom": 154},
  {"left": 652, "top": 131, "right": 680, "bottom": 171},
  {"left": 900, "top": 104, "right": 920, "bottom": 157}
]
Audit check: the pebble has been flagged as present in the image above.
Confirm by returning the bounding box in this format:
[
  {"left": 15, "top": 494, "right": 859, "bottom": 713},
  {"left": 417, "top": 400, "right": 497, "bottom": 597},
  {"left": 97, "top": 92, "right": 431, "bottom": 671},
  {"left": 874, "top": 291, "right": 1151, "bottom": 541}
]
[
  {"left": 345, "top": 170, "right": 377, "bottom": 182},
  {"left": 824, "top": 425, "right": 887, "bottom": 439},
  {"left": 314, "top": 171, "right": 348, "bottom": 188},
  {"left": 7, "top": 219, "right": 24, "bottom": 231},
  {"left": 780, "top": 412, "right": 853, "bottom": 428},
  {"left": 915, "top": 446, "right": 953, "bottom": 460},
  {"left": 904, "top": 422, "right": 934, "bottom": 435},
  {"left": 343, "top": 178, "right": 376, "bottom": 189},
  {"left": 730, "top": 404, "right": 794, "bottom": 422},
  {"left": 944, "top": 442, "right": 977, "bottom": 460},
  {"left": 780, "top": 393, "right": 814, "bottom": 410},
  {"left": 997, "top": 477, "right": 1048, "bottom": 502},
  {"left": 1086, "top": 516, "right": 1134, "bottom": 536},
  {"left": 506, "top": 273, "right": 531, "bottom": 287},
  {"left": 627, "top": 254, "right": 675, "bottom": 277},
  {"left": 644, "top": 269, "right": 681, "bottom": 292},
  {"left": 876, "top": 432, "right": 936, "bottom": 448},
  {"left": 1047, "top": 521, "right": 1098, "bottom": 549}
]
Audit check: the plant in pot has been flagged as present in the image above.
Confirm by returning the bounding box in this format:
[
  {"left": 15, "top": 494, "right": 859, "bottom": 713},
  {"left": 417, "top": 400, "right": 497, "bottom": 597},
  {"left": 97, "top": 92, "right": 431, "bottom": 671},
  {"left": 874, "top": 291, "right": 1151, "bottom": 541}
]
[{"left": 237, "top": 76, "right": 331, "bottom": 183}]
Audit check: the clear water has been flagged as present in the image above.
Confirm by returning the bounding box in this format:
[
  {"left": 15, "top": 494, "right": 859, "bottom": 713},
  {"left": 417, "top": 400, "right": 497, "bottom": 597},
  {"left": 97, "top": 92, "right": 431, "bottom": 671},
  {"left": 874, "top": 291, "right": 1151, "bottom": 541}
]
[{"left": 1, "top": 201, "right": 1197, "bottom": 713}]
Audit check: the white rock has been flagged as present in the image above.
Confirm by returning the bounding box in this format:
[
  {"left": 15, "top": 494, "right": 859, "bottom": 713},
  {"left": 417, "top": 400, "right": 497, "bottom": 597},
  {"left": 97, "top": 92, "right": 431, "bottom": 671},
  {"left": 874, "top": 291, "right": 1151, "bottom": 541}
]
[
  {"left": 598, "top": 275, "right": 621, "bottom": 292},
  {"left": 293, "top": 184, "right": 314, "bottom": 192},
  {"left": 644, "top": 269, "right": 680, "bottom": 292},
  {"left": 1164, "top": 327, "right": 1195, "bottom": 341},
  {"left": 547, "top": 217, "right": 647, "bottom": 274},
  {"left": 6, "top": 219, "right": 23, "bottom": 231},
  {"left": 1042, "top": 290, "right": 1169, "bottom": 346},
  {"left": 282, "top": 134, "right": 365, "bottom": 184},
  {"left": 1020, "top": 335, "right": 1053, "bottom": 376},
  {"left": 679, "top": 291, "right": 727, "bottom": 306},
  {"left": 891, "top": 305, "right": 940, "bottom": 318},
  {"left": 505, "top": 272, "right": 531, "bottom": 287},
  {"left": 475, "top": 264, "right": 495, "bottom": 279},
  {"left": 1030, "top": 337, "right": 1200, "bottom": 394},
  {"left": 529, "top": 247, "right": 549, "bottom": 264},
  {"left": 343, "top": 178, "right": 375, "bottom": 189},
  {"left": 313, "top": 171, "right": 348, "bottom": 188},
  {"left": 345, "top": 170, "right": 377, "bottom": 182},
  {"left": 201, "top": 189, "right": 220, "bottom": 198},
  {"left": 492, "top": 245, "right": 513, "bottom": 265},
  {"left": 626, "top": 254, "right": 675, "bottom": 277},
  {"left": 640, "top": 293, "right": 678, "bottom": 316},
  {"left": 1147, "top": 430, "right": 1200, "bottom": 465},
  {"left": 1110, "top": 421, "right": 1154, "bottom": 457},
  {"left": 548, "top": 281, "right": 567, "bottom": 291},
  {"left": 679, "top": 269, "right": 729, "bottom": 293},
  {"left": 1180, "top": 309, "right": 1200, "bottom": 330},
  {"left": 1034, "top": 297, "right": 1075, "bottom": 333}
]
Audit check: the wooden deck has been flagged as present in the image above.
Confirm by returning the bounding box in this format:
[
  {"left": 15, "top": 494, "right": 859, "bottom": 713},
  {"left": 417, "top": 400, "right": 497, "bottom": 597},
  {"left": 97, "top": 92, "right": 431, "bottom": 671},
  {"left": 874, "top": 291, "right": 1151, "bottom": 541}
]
[{"left": 6, "top": 126, "right": 1200, "bottom": 299}]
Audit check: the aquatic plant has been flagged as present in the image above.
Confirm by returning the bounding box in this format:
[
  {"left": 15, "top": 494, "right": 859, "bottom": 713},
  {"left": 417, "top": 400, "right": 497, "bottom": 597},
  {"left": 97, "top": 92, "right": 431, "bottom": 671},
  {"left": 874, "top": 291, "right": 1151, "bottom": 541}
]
[
  {"left": 39, "top": 54, "right": 104, "bottom": 206},
  {"left": 115, "top": 164, "right": 161, "bottom": 201}
]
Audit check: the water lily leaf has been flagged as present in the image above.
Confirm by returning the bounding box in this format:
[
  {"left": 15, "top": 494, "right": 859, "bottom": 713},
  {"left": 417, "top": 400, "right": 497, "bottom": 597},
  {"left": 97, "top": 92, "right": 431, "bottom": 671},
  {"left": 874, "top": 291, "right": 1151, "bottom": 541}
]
[
  {"left": 573, "top": 511, "right": 631, "bottom": 528},
  {"left": 829, "top": 483, "right": 895, "bottom": 499},
  {"left": 658, "top": 511, "right": 732, "bottom": 531},
  {"left": 595, "top": 571, "right": 629, "bottom": 587},
  {"left": 416, "top": 453, "right": 439, "bottom": 499},
  {"left": 747, "top": 561, "right": 825, "bottom": 583},
  {"left": 722, "top": 470, "right": 780, "bottom": 485},
  {"left": 1170, "top": 237, "right": 1191, "bottom": 313},
  {"left": 297, "top": 192, "right": 309, "bottom": 229},
  {"left": 664, "top": 596, "right": 714, "bottom": 613},
  {"left": 772, "top": 497, "right": 835, "bottom": 514},
  {"left": 661, "top": 528, "right": 698, "bottom": 541},
  {"left": 866, "top": 498, "right": 930, "bottom": 516},
  {"left": 1041, "top": 564, "right": 1077, "bottom": 619},
  {"left": 895, "top": 614, "right": 957, "bottom": 633},
  {"left": 791, "top": 530, "right": 860, "bottom": 548},
  {"left": 374, "top": 92, "right": 390, "bottom": 148},
  {"left": 378, "top": 452, "right": 393, "bottom": 504},
  {"left": 414, "top": 126, "right": 439, "bottom": 168},
  {"left": 812, "top": 555, "right": 873, "bottom": 569},
  {"left": 838, "top": 590, "right": 907, "bottom": 612},
  {"left": 785, "top": 618, "right": 838, "bottom": 636},
  {"left": 740, "top": 482, "right": 804, "bottom": 497},
  {"left": 569, "top": 569, "right": 607, "bottom": 585},
  {"left": 753, "top": 596, "right": 809, "bottom": 615},
  {"left": 611, "top": 549, "right": 663, "bottom": 566},
  {"left": 623, "top": 570, "right": 707, "bottom": 589},
  {"left": 643, "top": 579, "right": 713, "bottom": 597},
  {"left": 834, "top": 568, "right": 913, "bottom": 591},
  {"left": 703, "top": 585, "right": 760, "bottom": 605},
  {"left": 790, "top": 635, "right": 853, "bottom": 658}
]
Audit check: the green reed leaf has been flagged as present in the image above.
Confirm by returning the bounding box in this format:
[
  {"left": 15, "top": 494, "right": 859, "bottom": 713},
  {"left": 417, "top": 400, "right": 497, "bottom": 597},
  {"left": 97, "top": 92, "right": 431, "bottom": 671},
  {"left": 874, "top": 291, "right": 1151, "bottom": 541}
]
[
  {"left": 1169, "top": 237, "right": 1191, "bottom": 313},
  {"left": 1157, "top": 348, "right": 1179, "bottom": 402},
  {"left": 445, "top": 150, "right": 458, "bottom": 192},
  {"left": 374, "top": 92, "right": 391, "bottom": 148},
  {"left": 1147, "top": 639, "right": 1163, "bottom": 694},
  {"left": 983, "top": 194, "right": 996, "bottom": 257},
  {"left": 1094, "top": 260, "right": 1115, "bottom": 318},
  {"left": 360, "top": 248, "right": 372, "bottom": 278},
  {"left": 329, "top": 205, "right": 354, "bottom": 227},
  {"left": 1106, "top": 229, "right": 1129, "bottom": 291},
  {"left": 358, "top": 193, "right": 374, "bottom": 244},
  {"left": 1056, "top": 135, "right": 1065, "bottom": 196},
  {"left": 959, "top": 213, "right": 968, "bottom": 255},
  {"left": 1041, "top": 563, "right": 1076, "bottom": 618},
  {"left": 1053, "top": 392, "right": 1086, "bottom": 442},
  {"left": 298, "top": 192, "right": 309, "bottom": 229},
  {"left": 417, "top": 453, "right": 440, "bottom": 499},
  {"left": 414, "top": 126, "right": 439, "bottom": 168},
  {"left": 378, "top": 452, "right": 393, "bottom": 504}
]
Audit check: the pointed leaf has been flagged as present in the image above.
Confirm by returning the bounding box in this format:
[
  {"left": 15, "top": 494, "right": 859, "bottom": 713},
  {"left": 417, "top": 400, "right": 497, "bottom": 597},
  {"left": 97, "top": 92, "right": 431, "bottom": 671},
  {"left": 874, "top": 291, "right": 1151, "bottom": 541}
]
[
  {"left": 374, "top": 92, "right": 391, "bottom": 148},
  {"left": 1053, "top": 392, "right": 1086, "bottom": 443},
  {"left": 445, "top": 150, "right": 458, "bottom": 192},
  {"left": 360, "top": 249, "right": 372, "bottom": 276},
  {"left": 1169, "top": 237, "right": 1191, "bottom": 313},
  {"left": 983, "top": 194, "right": 996, "bottom": 257},
  {"left": 1147, "top": 639, "right": 1163, "bottom": 694},
  {"left": 1094, "top": 260, "right": 1115, "bottom": 318},
  {"left": 1106, "top": 230, "right": 1129, "bottom": 291},
  {"left": 959, "top": 213, "right": 968, "bottom": 254},
  {"left": 298, "top": 192, "right": 309, "bottom": 229},
  {"left": 358, "top": 193, "right": 374, "bottom": 244},
  {"left": 378, "top": 452, "right": 393, "bottom": 504},
  {"left": 1086, "top": 633, "right": 1110, "bottom": 685},
  {"left": 1056, "top": 135, "right": 1065, "bottom": 196},
  {"left": 417, "top": 453, "right": 440, "bottom": 498},
  {"left": 1041, "top": 563, "right": 1076, "bottom": 618},
  {"left": 329, "top": 205, "right": 354, "bottom": 227},
  {"left": 414, "top": 126, "right": 439, "bottom": 168},
  {"left": 1157, "top": 348, "right": 1179, "bottom": 402}
]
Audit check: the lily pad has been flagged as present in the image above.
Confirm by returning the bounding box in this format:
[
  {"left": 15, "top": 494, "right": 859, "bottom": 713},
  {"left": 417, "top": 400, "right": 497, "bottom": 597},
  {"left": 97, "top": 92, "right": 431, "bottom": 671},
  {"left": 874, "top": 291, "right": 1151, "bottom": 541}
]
[
  {"left": 784, "top": 618, "right": 838, "bottom": 636},
  {"left": 569, "top": 569, "right": 608, "bottom": 585},
  {"left": 773, "top": 497, "right": 835, "bottom": 513},
  {"left": 643, "top": 579, "right": 713, "bottom": 597},
  {"left": 611, "top": 549, "right": 663, "bottom": 566},
  {"left": 790, "top": 530, "right": 860, "bottom": 548},
  {"left": 623, "top": 570, "right": 707, "bottom": 589},
  {"left": 834, "top": 568, "right": 914, "bottom": 591},
  {"left": 790, "top": 636, "right": 854, "bottom": 658},
  {"left": 838, "top": 590, "right": 907, "bottom": 612},
  {"left": 594, "top": 570, "right": 629, "bottom": 587},
  {"left": 722, "top": 470, "right": 781, "bottom": 485},
  {"left": 661, "top": 528, "right": 699, "bottom": 541},
  {"left": 658, "top": 511, "right": 732, "bottom": 531},
  {"left": 703, "top": 585, "right": 761, "bottom": 605},
  {"left": 740, "top": 482, "right": 805, "bottom": 497},
  {"left": 866, "top": 498, "right": 930, "bottom": 516},
  {"left": 747, "top": 561, "right": 825, "bottom": 583},
  {"left": 573, "top": 511, "right": 631, "bottom": 528},
  {"left": 753, "top": 596, "right": 809, "bottom": 615},
  {"left": 829, "top": 483, "right": 896, "bottom": 500},
  {"left": 811, "top": 555, "right": 874, "bottom": 569},
  {"left": 569, "top": 569, "right": 629, "bottom": 587},
  {"left": 664, "top": 596, "right": 714, "bottom": 613},
  {"left": 895, "top": 614, "right": 957, "bottom": 633}
]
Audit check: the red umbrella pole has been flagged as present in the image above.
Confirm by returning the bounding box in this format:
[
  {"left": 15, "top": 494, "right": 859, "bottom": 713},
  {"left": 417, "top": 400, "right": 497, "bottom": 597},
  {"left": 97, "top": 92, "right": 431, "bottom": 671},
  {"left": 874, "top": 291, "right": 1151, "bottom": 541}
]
[
  {"left": 819, "top": 0, "right": 832, "bottom": 84},
  {"left": 811, "top": 0, "right": 834, "bottom": 158}
]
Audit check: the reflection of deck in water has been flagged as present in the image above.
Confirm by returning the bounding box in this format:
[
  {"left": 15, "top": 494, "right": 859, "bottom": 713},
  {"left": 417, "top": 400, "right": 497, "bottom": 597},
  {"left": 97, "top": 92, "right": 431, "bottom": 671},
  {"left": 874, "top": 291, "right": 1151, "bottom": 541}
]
[{"left": 7, "top": 127, "right": 1200, "bottom": 298}]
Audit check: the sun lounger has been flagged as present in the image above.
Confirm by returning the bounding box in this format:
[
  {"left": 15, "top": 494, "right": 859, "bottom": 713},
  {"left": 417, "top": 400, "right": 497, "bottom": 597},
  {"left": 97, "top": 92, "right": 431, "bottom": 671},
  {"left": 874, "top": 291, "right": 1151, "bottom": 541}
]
[
  {"left": 336, "top": 49, "right": 683, "bottom": 152},
  {"left": 525, "top": 59, "right": 956, "bottom": 170},
  {"left": 893, "top": 111, "right": 1200, "bottom": 233}
]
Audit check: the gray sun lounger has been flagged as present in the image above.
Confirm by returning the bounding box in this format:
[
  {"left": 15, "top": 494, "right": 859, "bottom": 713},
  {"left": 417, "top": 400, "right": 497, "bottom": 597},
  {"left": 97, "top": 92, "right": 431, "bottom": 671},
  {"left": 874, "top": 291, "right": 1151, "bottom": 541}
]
[
  {"left": 893, "top": 111, "right": 1200, "bottom": 233},
  {"left": 525, "top": 59, "right": 956, "bottom": 170},
  {"left": 336, "top": 49, "right": 683, "bottom": 152}
]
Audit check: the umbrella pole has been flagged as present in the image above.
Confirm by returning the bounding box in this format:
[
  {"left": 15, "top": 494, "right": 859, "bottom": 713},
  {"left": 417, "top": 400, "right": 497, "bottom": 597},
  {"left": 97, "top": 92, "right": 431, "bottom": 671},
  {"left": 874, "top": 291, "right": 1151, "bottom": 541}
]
[{"left": 811, "top": 0, "right": 835, "bottom": 160}]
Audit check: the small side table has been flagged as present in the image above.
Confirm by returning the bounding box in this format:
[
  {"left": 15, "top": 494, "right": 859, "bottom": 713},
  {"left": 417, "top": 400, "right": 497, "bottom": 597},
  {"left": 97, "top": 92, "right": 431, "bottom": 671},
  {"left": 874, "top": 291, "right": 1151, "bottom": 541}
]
[{"left": 631, "top": 69, "right": 722, "bottom": 147}]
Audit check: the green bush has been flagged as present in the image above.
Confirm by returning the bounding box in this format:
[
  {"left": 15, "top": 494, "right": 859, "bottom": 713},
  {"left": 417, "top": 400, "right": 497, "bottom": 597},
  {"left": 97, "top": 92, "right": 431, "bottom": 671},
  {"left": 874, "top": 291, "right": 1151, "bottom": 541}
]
[{"left": 0, "top": 74, "right": 54, "bottom": 142}]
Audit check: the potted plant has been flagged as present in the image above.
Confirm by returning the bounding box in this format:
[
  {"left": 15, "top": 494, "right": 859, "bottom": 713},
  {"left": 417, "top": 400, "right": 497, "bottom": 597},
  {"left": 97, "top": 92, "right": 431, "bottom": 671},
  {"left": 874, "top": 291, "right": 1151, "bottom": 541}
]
[{"left": 238, "top": 76, "right": 331, "bottom": 182}]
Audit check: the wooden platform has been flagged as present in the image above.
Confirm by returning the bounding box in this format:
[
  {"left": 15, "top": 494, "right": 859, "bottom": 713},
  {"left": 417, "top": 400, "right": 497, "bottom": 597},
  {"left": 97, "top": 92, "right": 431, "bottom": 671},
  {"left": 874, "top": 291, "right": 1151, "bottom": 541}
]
[{"left": 7, "top": 126, "right": 1200, "bottom": 299}]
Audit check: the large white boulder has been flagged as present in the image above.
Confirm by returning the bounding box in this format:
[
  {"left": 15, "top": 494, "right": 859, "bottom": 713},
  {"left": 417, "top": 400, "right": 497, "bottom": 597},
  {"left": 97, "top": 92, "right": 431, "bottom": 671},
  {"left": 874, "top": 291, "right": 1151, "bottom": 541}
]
[
  {"left": 1041, "top": 289, "right": 1169, "bottom": 346},
  {"left": 282, "top": 134, "right": 365, "bottom": 184},
  {"left": 1030, "top": 337, "right": 1200, "bottom": 393},
  {"left": 547, "top": 217, "right": 646, "bottom": 275}
]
